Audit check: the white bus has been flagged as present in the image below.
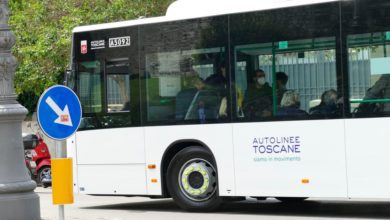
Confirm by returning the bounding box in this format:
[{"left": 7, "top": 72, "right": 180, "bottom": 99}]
[{"left": 66, "top": 0, "right": 390, "bottom": 211}]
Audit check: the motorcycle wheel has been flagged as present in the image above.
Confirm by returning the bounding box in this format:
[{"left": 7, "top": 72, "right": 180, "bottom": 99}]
[{"left": 38, "top": 166, "right": 51, "bottom": 185}]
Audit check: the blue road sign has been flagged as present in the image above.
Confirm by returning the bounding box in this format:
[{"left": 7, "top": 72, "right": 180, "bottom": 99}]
[{"left": 37, "top": 85, "right": 82, "bottom": 140}]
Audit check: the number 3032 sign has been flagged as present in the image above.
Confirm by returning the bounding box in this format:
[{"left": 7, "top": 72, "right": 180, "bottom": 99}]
[{"left": 109, "top": 36, "right": 131, "bottom": 48}]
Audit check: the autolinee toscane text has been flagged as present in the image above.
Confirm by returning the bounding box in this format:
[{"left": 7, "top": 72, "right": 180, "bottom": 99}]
[{"left": 252, "top": 136, "right": 301, "bottom": 154}]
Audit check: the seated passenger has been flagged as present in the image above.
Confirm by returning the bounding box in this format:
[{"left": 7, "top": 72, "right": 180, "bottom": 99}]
[
  {"left": 276, "top": 71, "right": 288, "bottom": 105},
  {"left": 175, "top": 77, "right": 206, "bottom": 120},
  {"left": 192, "top": 90, "right": 221, "bottom": 123},
  {"left": 205, "top": 62, "right": 227, "bottom": 89},
  {"left": 356, "top": 74, "right": 390, "bottom": 115},
  {"left": 309, "top": 89, "right": 341, "bottom": 118},
  {"left": 243, "top": 69, "right": 273, "bottom": 119},
  {"left": 276, "top": 90, "right": 308, "bottom": 117},
  {"left": 204, "top": 62, "right": 229, "bottom": 119}
]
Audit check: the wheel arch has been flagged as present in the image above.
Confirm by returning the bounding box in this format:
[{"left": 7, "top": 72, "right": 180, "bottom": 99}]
[{"left": 160, "top": 139, "right": 217, "bottom": 197}]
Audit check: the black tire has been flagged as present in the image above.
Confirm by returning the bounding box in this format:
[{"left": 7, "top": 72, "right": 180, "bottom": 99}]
[
  {"left": 42, "top": 182, "right": 51, "bottom": 188},
  {"left": 167, "top": 146, "right": 221, "bottom": 211},
  {"left": 275, "top": 197, "right": 308, "bottom": 203},
  {"left": 37, "top": 166, "right": 51, "bottom": 185}
]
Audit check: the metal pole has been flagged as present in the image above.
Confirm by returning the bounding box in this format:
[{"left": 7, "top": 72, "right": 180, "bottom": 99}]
[
  {"left": 0, "top": 0, "right": 40, "bottom": 219},
  {"left": 59, "top": 204, "right": 65, "bottom": 220},
  {"left": 56, "top": 140, "right": 66, "bottom": 220}
]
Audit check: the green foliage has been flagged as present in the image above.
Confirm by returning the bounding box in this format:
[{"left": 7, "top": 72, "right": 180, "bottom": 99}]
[{"left": 9, "top": 0, "right": 174, "bottom": 113}]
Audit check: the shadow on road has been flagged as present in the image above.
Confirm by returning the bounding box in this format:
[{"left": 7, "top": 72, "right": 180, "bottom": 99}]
[
  {"left": 81, "top": 199, "right": 180, "bottom": 212},
  {"left": 81, "top": 198, "right": 390, "bottom": 219}
]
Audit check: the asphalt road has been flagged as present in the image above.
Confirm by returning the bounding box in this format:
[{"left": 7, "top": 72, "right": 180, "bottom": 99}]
[{"left": 36, "top": 187, "right": 390, "bottom": 220}]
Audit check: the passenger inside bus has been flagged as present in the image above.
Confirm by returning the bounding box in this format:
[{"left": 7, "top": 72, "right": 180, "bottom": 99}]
[
  {"left": 175, "top": 77, "right": 207, "bottom": 120},
  {"left": 276, "top": 90, "right": 308, "bottom": 117},
  {"left": 309, "top": 89, "right": 341, "bottom": 118},
  {"left": 276, "top": 71, "right": 289, "bottom": 105},
  {"left": 204, "top": 61, "right": 229, "bottom": 119},
  {"left": 184, "top": 89, "right": 222, "bottom": 123},
  {"left": 175, "top": 65, "right": 227, "bottom": 123},
  {"left": 356, "top": 74, "right": 390, "bottom": 115},
  {"left": 205, "top": 62, "right": 227, "bottom": 90},
  {"left": 243, "top": 69, "right": 273, "bottom": 120}
]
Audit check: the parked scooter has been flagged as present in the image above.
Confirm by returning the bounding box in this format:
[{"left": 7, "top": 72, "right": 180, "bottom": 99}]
[{"left": 23, "top": 133, "right": 52, "bottom": 187}]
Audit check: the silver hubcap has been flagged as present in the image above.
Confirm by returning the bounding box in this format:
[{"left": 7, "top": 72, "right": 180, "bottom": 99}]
[
  {"left": 40, "top": 168, "right": 51, "bottom": 181},
  {"left": 178, "top": 158, "right": 217, "bottom": 202}
]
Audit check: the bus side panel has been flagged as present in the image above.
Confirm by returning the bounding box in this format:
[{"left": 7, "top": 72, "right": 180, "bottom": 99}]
[
  {"left": 345, "top": 118, "right": 390, "bottom": 198},
  {"left": 75, "top": 128, "right": 146, "bottom": 195},
  {"left": 144, "top": 124, "right": 235, "bottom": 196},
  {"left": 76, "top": 128, "right": 145, "bottom": 164},
  {"left": 233, "top": 120, "right": 348, "bottom": 197},
  {"left": 77, "top": 164, "right": 146, "bottom": 195}
]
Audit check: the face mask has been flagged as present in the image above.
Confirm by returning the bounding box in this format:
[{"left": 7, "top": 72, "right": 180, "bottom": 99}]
[{"left": 257, "top": 77, "right": 266, "bottom": 86}]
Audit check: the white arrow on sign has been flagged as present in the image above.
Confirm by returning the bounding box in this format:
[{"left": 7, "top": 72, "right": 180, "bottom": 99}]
[{"left": 45, "top": 96, "right": 73, "bottom": 127}]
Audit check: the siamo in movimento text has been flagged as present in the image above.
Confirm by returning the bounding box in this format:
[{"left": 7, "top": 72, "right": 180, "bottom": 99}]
[{"left": 252, "top": 136, "right": 301, "bottom": 162}]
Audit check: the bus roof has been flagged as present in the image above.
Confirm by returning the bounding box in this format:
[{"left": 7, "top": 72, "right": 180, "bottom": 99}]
[{"left": 73, "top": 0, "right": 339, "bottom": 33}]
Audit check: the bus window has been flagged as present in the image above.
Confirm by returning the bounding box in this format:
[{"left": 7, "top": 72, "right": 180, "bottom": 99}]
[
  {"left": 106, "top": 59, "right": 130, "bottom": 113},
  {"left": 144, "top": 48, "right": 227, "bottom": 124},
  {"left": 78, "top": 61, "right": 102, "bottom": 113},
  {"left": 274, "top": 38, "right": 339, "bottom": 119},
  {"left": 348, "top": 32, "right": 390, "bottom": 117},
  {"left": 140, "top": 16, "right": 228, "bottom": 125},
  {"left": 235, "top": 37, "right": 339, "bottom": 121},
  {"left": 95, "top": 58, "right": 135, "bottom": 128}
]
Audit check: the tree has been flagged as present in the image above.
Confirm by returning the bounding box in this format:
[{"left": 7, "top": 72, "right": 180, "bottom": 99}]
[{"left": 9, "top": 0, "right": 174, "bottom": 113}]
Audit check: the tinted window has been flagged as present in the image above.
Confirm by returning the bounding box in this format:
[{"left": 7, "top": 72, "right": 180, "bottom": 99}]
[
  {"left": 140, "top": 17, "right": 229, "bottom": 125},
  {"left": 106, "top": 59, "right": 131, "bottom": 113},
  {"left": 342, "top": 0, "right": 390, "bottom": 117},
  {"left": 78, "top": 60, "right": 102, "bottom": 114},
  {"left": 230, "top": 2, "right": 342, "bottom": 121}
]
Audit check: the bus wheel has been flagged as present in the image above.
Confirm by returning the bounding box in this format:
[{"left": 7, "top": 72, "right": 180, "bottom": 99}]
[
  {"left": 275, "top": 197, "right": 308, "bottom": 203},
  {"left": 167, "top": 146, "right": 221, "bottom": 211}
]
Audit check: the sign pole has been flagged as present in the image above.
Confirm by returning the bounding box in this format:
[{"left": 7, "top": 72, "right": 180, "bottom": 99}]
[
  {"left": 59, "top": 204, "right": 65, "bottom": 220},
  {"left": 56, "top": 140, "right": 66, "bottom": 220}
]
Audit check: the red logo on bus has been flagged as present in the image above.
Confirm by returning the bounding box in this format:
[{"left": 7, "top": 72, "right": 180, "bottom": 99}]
[{"left": 81, "top": 40, "right": 87, "bottom": 54}]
